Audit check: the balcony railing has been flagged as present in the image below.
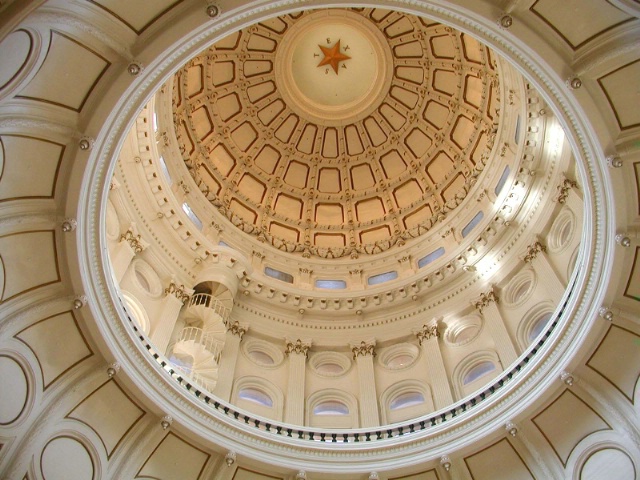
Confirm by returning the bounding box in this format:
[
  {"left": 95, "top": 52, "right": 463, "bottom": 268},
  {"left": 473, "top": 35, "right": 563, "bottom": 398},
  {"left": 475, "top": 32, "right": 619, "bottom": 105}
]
[
  {"left": 189, "top": 293, "right": 231, "bottom": 322},
  {"left": 120, "top": 268, "right": 578, "bottom": 445},
  {"left": 173, "top": 365, "right": 218, "bottom": 392}
]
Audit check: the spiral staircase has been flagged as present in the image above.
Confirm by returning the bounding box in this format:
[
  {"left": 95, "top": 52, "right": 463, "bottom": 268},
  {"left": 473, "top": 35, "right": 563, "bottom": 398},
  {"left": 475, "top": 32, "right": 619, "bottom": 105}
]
[{"left": 169, "top": 282, "right": 233, "bottom": 391}]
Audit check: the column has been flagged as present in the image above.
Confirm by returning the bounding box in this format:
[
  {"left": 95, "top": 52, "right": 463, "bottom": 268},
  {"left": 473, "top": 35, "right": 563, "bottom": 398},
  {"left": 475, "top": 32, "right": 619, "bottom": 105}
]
[
  {"left": 351, "top": 340, "right": 379, "bottom": 427},
  {"left": 213, "top": 321, "right": 247, "bottom": 402},
  {"left": 415, "top": 320, "right": 453, "bottom": 409},
  {"left": 524, "top": 240, "right": 563, "bottom": 304},
  {"left": 284, "top": 338, "right": 311, "bottom": 425},
  {"left": 555, "top": 176, "right": 581, "bottom": 210},
  {"left": 111, "top": 225, "right": 149, "bottom": 282},
  {"left": 150, "top": 281, "right": 190, "bottom": 354},
  {"left": 473, "top": 287, "right": 518, "bottom": 367}
]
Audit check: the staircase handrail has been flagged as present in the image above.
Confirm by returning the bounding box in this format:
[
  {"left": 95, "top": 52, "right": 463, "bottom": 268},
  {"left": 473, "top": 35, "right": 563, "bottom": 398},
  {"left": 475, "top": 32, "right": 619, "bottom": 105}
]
[
  {"left": 176, "top": 326, "right": 224, "bottom": 362},
  {"left": 189, "top": 293, "right": 231, "bottom": 321}
]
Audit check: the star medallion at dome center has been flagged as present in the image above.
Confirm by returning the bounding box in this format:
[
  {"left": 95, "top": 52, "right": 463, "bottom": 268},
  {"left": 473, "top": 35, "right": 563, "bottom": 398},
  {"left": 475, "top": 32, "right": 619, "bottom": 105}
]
[{"left": 317, "top": 39, "right": 351, "bottom": 74}]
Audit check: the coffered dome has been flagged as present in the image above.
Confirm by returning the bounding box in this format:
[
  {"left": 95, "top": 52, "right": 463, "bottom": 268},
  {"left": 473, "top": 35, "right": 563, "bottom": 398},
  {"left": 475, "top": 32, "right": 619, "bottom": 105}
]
[{"left": 172, "top": 8, "right": 505, "bottom": 259}]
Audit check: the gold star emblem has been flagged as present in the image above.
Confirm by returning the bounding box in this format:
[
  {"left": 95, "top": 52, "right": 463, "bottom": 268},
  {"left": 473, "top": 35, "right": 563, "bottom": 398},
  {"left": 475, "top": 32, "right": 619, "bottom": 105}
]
[{"left": 317, "top": 40, "right": 351, "bottom": 75}]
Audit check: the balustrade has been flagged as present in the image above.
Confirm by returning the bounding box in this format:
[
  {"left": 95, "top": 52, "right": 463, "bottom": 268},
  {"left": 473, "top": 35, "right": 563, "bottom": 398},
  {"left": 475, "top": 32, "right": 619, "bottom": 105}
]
[
  {"left": 189, "top": 293, "right": 231, "bottom": 322},
  {"left": 175, "top": 326, "right": 224, "bottom": 362}
]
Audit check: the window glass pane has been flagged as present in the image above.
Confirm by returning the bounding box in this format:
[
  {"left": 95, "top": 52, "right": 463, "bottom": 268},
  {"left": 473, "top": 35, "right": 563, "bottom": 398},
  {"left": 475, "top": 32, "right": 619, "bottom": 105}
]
[
  {"left": 239, "top": 388, "right": 273, "bottom": 407},
  {"left": 315, "top": 279, "right": 347, "bottom": 289},
  {"left": 494, "top": 165, "right": 510, "bottom": 196},
  {"left": 390, "top": 392, "right": 424, "bottom": 410},
  {"left": 418, "top": 247, "right": 445, "bottom": 268},
  {"left": 264, "top": 267, "right": 294, "bottom": 283},
  {"left": 368, "top": 271, "right": 398, "bottom": 286},
  {"left": 463, "top": 361, "right": 495, "bottom": 384},
  {"left": 158, "top": 155, "right": 172, "bottom": 184},
  {"left": 182, "top": 202, "right": 203, "bottom": 230},
  {"left": 313, "top": 401, "right": 349, "bottom": 416},
  {"left": 461, "top": 211, "right": 484, "bottom": 238},
  {"left": 529, "top": 313, "right": 553, "bottom": 341}
]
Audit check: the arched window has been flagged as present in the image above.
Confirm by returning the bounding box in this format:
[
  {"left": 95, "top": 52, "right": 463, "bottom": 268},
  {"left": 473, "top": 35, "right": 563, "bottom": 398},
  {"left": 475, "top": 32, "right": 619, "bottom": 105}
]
[
  {"left": 307, "top": 390, "right": 358, "bottom": 428},
  {"left": 313, "top": 401, "right": 349, "bottom": 416},
  {"left": 390, "top": 391, "right": 425, "bottom": 410},
  {"left": 463, "top": 361, "right": 496, "bottom": 385},
  {"left": 233, "top": 376, "right": 283, "bottom": 421},
  {"left": 453, "top": 351, "right": 501, "bottom": 398},
  {"left": 529, "top": 312, "right": 553, "bottom": 342},
  {"left": 238, "top": 387, "right": 273, "bottom": 407},
  {"left": 516, "top": 302, "right": 556, "bottom": 350},
  {"left": 381, "top": 382, "right": 434, "bottom": 424}
]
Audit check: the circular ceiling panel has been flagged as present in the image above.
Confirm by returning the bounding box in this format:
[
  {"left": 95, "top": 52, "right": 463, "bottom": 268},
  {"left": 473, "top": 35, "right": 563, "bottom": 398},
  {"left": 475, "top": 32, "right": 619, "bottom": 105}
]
[{"left": 276, "top": 9, "right": 393, "bottom": 124}]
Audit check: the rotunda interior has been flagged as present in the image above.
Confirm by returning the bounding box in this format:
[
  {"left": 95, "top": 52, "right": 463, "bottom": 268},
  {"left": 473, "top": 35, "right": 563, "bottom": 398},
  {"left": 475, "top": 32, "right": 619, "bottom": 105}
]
[{"left": 0, "top": 1, "right": 638, "bottom": 479}]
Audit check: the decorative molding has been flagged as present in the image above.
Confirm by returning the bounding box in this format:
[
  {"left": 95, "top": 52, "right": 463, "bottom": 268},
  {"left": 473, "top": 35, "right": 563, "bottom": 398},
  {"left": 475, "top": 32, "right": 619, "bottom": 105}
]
[
  {"left": 206, "top": 4, "right": 221, "bottom": 18},
  {"left": 498, "top": 14, "right": 513, "bottom": 29},
  {"left": 473, "top": 287, "right": 499, "bottom": 313},
  {"left": 566, "top": 76, "right": 582, "bottom": 90},
  {"left": 120, "top": 226, "right": 148, "bottom": 253},
  {"left": 560, "top": 371, "right": 575, "bottom": 386},
  {"left": 505, "top": 421, "right": 518, "bottom": 436},
  {"left": 106, "top": 362, "right": 120, "bottom": 378},
  {"left": 606, "top": 155, "right": 623, "bottom": 168},
  {"left": 164, "top": 281, "right": 190, "bottom": 304},
  {"left": 555, "top": 178, "right": 578, "bottom": 204},
  {"left": 61, "top": 218, "right": 77, "bottom": 232},
  {"left": 351, "top": 340, "right": 376, "bottom": 359},
  {"left": 523, "top": 240, "right": 547, "bottom": 263},
  {"left": 73, "top": 295, "right": 88, "bottom": 309},
  {"left": 416, "top": 323, "right": 440, "bottom": 345},
  {"left": 615, "top": 233, "right": 631, "bottom": 247},
  {"left": 285, "top": 338, "right": 311, "bottom": 357},
  {"left": 160, "top": 415, "right": 173, "bottom": 430},
  {"left": 226, "top": 320, "right": 247, "bottom": 340},
  {"left": 598, "top": 306, "right": 614, "bottom": 321},
  {"left": 78, "top": 136, "right": 94, "bottom": 151},
  {"left": 127, "top": 62, "right": 143, "bottom": 76},
  {"left": 224, "top": 451, "right": 236, "bottom": 466}
]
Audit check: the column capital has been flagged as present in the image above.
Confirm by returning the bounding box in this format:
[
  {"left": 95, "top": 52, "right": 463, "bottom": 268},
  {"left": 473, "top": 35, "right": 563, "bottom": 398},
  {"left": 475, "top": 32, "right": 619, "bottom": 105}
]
[
  {"left": 285, "top": 338, "right": 311, "bottom": 357},
  {"left": 414, "top": 319, "right": 441, "bottom": 346},
  {"left": 473, "top": 286, "right": 499, "bottom": 313},
  {"left": 555, "top": 177, "right": 578, "bottom": 204},
  {"left": 164, "top": 280, "right": 191, "bottom": 304},
  {"left": 523, "top": 240, "right": 547, "bottom": 263},
  {"left": 350, "top": 340, "right": 376, "bottom": 360},
  {"left": 120, "top": 224, "right": 149, "bottom": 253},
  {"left": 226, "top": 320, "right": 248, "bottom": 340}
]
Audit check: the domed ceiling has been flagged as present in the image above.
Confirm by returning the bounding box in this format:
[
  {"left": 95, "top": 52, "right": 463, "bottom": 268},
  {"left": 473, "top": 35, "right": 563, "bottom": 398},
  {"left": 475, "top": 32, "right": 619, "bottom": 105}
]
[{"left": 173, "top": 8, "right": 502, "bottom": 258}]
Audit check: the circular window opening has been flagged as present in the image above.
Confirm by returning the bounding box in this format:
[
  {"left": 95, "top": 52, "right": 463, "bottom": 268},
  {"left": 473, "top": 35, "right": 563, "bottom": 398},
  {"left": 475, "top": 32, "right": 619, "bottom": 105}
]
[
  {"left": 131, "top": 260, "right": 162, "bottom": 297},
  {"left": 249, "top": 350, "right": 275, "bottom": 366},
  {"left": 387, "top": 354, "right": 415, "bottom": 369},
  {"left": 316, "top": 362, "right": 344, "bottom": 375}
]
